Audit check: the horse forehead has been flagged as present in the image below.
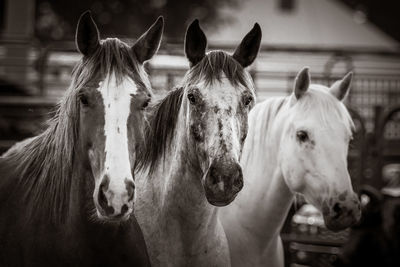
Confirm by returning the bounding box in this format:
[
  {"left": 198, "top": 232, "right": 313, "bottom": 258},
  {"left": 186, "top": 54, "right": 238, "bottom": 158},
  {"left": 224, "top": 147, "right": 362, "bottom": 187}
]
[
  {"left": 289, "top": 110, "right": 335, "bottom": 129},
  {"left": 310, "top": 84, "right": 330, "bottom": 91},
  {"left": 97, "top": 73, "right": 139, "bottom": 98},
  {"left": 202, "top": 78, "right": 242, "bottom": 107}
]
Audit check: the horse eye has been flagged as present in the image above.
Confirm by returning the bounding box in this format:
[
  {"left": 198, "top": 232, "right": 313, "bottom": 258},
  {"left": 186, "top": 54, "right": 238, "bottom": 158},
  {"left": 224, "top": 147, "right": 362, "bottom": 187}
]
[
  {"left": 244, "top": 96, "right": 253, "bottom": 106},
  {"left": 188, "top": 93, "right": 196, "bottom": 104},
  {"left": 296, "top": 130, "right": 309, "bottom": 142},
  {"left": 142, "top": 98, "right": 150, "bottom": 109},
  {"left": 79, "top": 94, "right": 89, "bottom": 106}
]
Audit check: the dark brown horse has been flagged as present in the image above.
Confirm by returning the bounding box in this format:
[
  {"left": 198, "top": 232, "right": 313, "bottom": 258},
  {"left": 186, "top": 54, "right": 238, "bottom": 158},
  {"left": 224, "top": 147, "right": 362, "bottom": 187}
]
[{"left": 0, "top": 11, "right": 163, "bottom": 266}]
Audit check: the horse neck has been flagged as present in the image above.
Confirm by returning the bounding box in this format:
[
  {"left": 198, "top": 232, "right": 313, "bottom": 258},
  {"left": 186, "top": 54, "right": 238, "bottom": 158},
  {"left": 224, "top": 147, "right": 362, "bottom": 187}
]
[
  {"left": 152, "top": 106, "right": 218, "bottom": 229},
  {"left": 233, "top": 98, "right": 294, "bottom": 242},
  {"left": 67, "top": 155, "right": 90, "bottom": 226},
  {"left": 4, "top": 127, "right": 73, "bottom": 220}
]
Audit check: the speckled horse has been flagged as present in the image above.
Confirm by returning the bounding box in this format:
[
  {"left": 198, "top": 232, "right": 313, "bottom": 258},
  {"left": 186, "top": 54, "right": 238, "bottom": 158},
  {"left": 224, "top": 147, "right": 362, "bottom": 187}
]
[
  {"left": 134, "top": 20, "right": 261, "bottom": 267},
  {"left": 0, "top": 11, "right": 163, "bottom": 266},
  {"left": 219, "top": 67, "right": 362, "bottom": 267}
]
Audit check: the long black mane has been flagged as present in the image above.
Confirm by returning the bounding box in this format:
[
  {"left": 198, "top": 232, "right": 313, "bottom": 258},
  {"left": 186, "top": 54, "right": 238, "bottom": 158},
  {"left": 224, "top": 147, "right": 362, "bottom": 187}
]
[
  {"left": 136, "top": 50, "right": 255, "bottom": 174},
  {"left": 136, "top": 86, "right": 184, "bottom": 173}
]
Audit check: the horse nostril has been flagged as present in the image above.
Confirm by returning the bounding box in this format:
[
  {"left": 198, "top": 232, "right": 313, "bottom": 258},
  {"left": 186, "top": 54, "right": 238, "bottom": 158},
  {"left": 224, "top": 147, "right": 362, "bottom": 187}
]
[
  {"left": 98, "top": 184, "right": 114, "bottom": 215},
  {"left": 98, "top": 182, "right": 107, "bottom": 206},
  {"left": 233, "top": 175, "right": 243, "bottom": 190},
  {"left": 233, "top": 167, "right": 243, "bottom": 189},
  {"left": 125, "top": 179, "right": 135, "bottom": 202},
  {"left": 121, "top": 204, "right": 129, "bottom": 215},
  {"left": 333, "top": 202, "right": 343, "bottom": 218}
]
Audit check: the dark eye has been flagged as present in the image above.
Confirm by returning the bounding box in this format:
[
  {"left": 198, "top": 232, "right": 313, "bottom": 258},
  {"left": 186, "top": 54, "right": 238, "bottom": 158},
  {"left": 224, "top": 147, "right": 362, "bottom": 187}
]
[
  {"left": 188, "top": 93, "right": 196, "bottom": 104},
  {"left": 296, "top": 130, "right": 309, "bottom": 142},
  {"left": 79, "top": 94, "right": 89, "bottom": 106},
  {"left": 142, "top": 98, "right": 150, "bottom": 109},
  {"left": 244, "top": 96, "right": 253, "bottom": 106}
]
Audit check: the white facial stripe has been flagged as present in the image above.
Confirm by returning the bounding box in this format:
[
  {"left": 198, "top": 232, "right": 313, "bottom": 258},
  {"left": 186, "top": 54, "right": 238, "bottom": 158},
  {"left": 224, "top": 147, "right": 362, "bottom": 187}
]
[{"left": 97, "top": 73, "right": 137, "bottom": 192}]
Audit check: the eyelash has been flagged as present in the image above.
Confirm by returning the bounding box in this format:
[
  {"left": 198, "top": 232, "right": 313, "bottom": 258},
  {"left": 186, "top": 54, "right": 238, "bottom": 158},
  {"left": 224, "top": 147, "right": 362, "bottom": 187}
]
[
  {"left": 188, "top": 93, "right": 196, "bottom": 104},
  {"left": 296, "top": 130, "right": 309, "bottom": 142},
  {"left": 78, "top": 94, "right": 89, "bottom": 106},
  {"left": 244, "top": 96, "right": 253, "bottom": 106},
  {"left": 142, "top": 99, "right": 150, "bottom": 109}
]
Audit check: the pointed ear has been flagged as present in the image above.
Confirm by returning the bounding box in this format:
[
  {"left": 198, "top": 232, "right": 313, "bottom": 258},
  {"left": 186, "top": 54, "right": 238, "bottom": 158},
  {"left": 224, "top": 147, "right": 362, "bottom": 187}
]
[
  {"left": 330, "top": 72, "right": 353, "bottom": 101},
  {"left": 232, "top": 23, "right": 262, "bottom": 68},
  {"left": 294, "top": 67, "right": 310, "bottom": 99},
  {"left": 132, "top": 16, "right": 164, "bottom": 64},
  {"left": 75, "top": 11, "right": 100, "bottom": 56},
  {"left": 184, "top": 19, "right": 207, "bottom": 67}
]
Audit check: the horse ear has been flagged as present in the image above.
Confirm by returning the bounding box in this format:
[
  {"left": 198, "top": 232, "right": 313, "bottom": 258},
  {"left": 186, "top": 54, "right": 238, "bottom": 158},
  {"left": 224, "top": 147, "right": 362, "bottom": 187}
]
[
  {"left": 185, "top": 19, "right": 207, "bottom": 67},
  {"left": 132, "top": 16, "right": 164, "bottom": 64},
  {"left": 233, "top": 23, "right": 262, "bottom": 68},
  {"left": 294, "top": 67, "right": 310, "bottom": 99},
  {"left": 75, "top": 11, "right": 100, "bottom": 56},
  {"left": 330, "top": 72, "right": 353, "bottom": 101}
]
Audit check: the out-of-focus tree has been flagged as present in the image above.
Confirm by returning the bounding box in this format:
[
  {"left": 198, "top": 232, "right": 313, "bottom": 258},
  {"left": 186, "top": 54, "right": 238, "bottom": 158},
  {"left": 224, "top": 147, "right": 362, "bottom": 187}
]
[
  {"left": 35, "top": 0, "right": 241, "bottom": 43},
  {"left": 338, "top": 0, "right": 400, "bottom": 42}
]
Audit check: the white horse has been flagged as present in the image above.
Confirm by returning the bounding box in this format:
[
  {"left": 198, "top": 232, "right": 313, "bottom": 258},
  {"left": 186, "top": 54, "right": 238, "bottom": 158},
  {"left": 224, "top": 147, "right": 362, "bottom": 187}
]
[
  {"left": 134, "top": 20, "right": 261, "bottom": 267},
  {"left": 220, "top": 67, "right": 362, "bottom": 267}
]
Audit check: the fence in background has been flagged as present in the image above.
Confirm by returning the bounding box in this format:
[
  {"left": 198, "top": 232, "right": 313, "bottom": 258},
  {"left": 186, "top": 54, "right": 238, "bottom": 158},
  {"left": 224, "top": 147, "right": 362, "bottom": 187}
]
[
  {"left": 1, "top": 42, "right": 400, "bottom": 188},
  {"left": 1, "top": 42, "right": 400, "bottom": 267}
]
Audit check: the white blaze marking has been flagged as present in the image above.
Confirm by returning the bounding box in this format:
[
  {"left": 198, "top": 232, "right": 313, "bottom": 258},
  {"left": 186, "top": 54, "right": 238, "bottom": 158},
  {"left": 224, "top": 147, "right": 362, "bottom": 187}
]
[{"left": 97, "top": 72, "right": 137, "bottom": 212}]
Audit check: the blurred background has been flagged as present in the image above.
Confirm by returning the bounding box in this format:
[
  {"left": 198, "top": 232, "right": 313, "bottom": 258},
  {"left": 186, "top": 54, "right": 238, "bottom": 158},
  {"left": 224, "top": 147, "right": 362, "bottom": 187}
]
[{"left": 1, "top": 0, "right": 400, "bottom": 266}]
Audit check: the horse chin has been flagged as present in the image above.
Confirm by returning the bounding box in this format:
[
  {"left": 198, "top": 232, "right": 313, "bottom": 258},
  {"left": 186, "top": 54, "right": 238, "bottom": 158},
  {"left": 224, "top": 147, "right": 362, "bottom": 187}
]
[
  {"left": 205, "top": 193, "right": 238, "bottom": 207},
  {"left": 323, "top": 215, "right": 358, "bottom": 232},
  {"left": 95, "top": 209, "right": 132, "bottom": 224}
]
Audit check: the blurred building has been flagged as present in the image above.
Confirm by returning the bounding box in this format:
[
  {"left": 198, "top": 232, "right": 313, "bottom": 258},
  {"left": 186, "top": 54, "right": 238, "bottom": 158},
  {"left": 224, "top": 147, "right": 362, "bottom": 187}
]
[
  {"left": 1, "top": 1, "right": 400, "bottom": 266},
  {"left": 151, "top": 0, "right": 400, "bottom": 132}
]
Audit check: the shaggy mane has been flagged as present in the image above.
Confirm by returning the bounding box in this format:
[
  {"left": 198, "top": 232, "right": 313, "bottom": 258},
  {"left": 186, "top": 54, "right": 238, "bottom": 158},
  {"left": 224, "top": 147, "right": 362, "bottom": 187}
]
[{"left": 0, "top": 38, "right": 149, "bottom": 224}]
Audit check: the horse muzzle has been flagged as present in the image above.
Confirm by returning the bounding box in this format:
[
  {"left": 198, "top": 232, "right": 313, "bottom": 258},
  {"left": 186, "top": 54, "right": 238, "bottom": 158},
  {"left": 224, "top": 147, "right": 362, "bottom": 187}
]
[
  {"left": 323, "top": 194, "right": 361, "bottom": 231},
  {"left": 95, "top": 175, "right": 135, "bottom": 222},
  {"left": 203, "top": 159, "right": 243, "bottom": 207}
]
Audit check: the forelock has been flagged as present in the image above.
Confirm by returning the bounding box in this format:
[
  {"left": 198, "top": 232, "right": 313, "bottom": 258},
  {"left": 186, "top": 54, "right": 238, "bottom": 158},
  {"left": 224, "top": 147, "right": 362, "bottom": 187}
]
[
  {"left": 71, "top": 38, "right": 151, "bottom": 95},
  {"left": 182, "top": 50, "right": 255, "bottom": 94}
]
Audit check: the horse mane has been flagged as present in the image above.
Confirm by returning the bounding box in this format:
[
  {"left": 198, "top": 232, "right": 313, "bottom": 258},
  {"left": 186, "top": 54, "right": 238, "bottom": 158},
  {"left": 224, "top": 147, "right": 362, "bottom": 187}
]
[
  {"left": 0, "top": 38, "right": 149, "bottom": 224},
  {"left": 241, "top": 97, "right": 287, "bottom": 168},
  {"left": 136, "top": 87, "right": 184, "bottom": 173},
  {"left": 1, "top": 92, "right": 78, "bottom": 225},
  {"left": 136, "top": 51, "right": 255, "bottom": 174},
  {"left": 182, "top": 50, "right": 255, "bottom": 93},
  {"left": 74, "top": 38, "right": 151, "bottom": 91}
]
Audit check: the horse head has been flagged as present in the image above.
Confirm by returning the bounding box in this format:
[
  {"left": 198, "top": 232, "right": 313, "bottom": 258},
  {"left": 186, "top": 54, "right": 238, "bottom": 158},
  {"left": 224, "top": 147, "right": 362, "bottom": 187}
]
[
  {"left": 74, "top": 11, "right": 163, "bottom": 222},
  {"left": 279, "top": 68, "right": 361, "bottom": 231},
  {"left": 182, "top": 20, "right": 261, "bottom": 206}
]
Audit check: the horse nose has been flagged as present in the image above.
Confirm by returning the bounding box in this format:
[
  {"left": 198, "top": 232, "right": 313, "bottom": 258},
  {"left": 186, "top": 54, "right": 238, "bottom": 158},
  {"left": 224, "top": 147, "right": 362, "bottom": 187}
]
[
  {"left": 208, "top": 161, "right": 243, "bottom": 193},
  {"left": 203, "top": 160, "right": 243, "bottom": 206},
  {"left": 325, "top": 198, "right": 361, "bottom": 231},
  {"left": 97, "top": 176, "right": 135, "bottom": 218}
]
